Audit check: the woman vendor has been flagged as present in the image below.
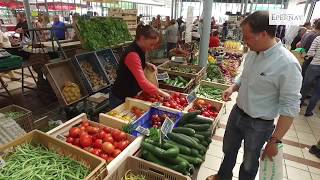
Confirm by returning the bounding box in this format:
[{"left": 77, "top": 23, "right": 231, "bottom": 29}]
[{"left": 110, "top": 24, "right": 170, "bottom": 108}]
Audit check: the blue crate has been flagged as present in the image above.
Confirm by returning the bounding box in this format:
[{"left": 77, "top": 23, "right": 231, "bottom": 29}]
[
  {"left": 131, "top": 107, "right": 183, "bottom": 137},
  {"left": 95, "top": 49, "right": 118, "bottom": 85},
  {"left": 73, "top": 51, "right": 111, "bottom": 94}
]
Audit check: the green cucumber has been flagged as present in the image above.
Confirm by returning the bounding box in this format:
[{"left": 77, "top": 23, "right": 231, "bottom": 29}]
[
  {"left": 178, "top": 154, "right": 203, "bottom": 166},
  {"left": 172, "top": 127, "right": 196, "bottom": 136},
  {"left": 202, "top": 140, "right": 209, "bottom": 147},
  {"left": 191, "top": 137, "right": 200, "bottom": 143},
  {"left": 194, "top": 134, "right": 205, "bottom": 141},
  {"left": 174, "top": 133, "right": 201, "bottom": 147},
  {"left": 206, "top": 138, "right": 212, "bottom": 143},
  {"left": 179, "top": 111, "right": 201, "bottom": 126},
  {"left": 188, "top": 116, "right": 213, "bottom": 124},
  {"left": 167, "top": 133, "right": 201, "bottom": 151},
  {"left": 164, "top": 140, "right": 192, "bottom": 155},
  {"left": 184, "top": 124, "right": 211, "bottom": 131},
  {"left": 190, "top": 149, "right": 200, "bottom": 156},
  {"left": 142, "top": 142, "right": 179, "bottom": 158},
  {"left": 177, "top": 76, "right": 188, "bottom": 84},
  {"left": 195, "top": 130, "right": 212, "bottom": 138}
]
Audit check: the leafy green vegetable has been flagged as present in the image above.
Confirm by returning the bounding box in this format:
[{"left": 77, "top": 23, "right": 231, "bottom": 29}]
[
  {"left": 196, "top": 85, "right": 224, "bottom": 101},
  {"left": 206, "top": 64, "right": 225, "bottom": 83}
]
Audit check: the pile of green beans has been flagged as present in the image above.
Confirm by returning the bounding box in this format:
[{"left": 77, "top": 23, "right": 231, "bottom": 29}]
[{"left": 0, "top": 144, "right": 90, "bottom": 180}]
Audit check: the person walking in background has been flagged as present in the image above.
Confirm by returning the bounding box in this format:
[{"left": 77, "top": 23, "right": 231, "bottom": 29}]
[
  {"left": 206, "top": 11, "right": 302, "bottom": 180},
  {"left": 303, "top": 21, "right": 312, "bottom": 30},
  {"left": 209, "top": 31, "right": 220, "bottom": 48},
  {"left": 166, "top": 19, "right": 178, "bottom": 57},
  {"left": 164, "top": 16, "right": 170, "bottom": 28},
  {"left": 222, "top": 21, "right": 228, "bottom": 41},
  {"left": 52, "top": 15, "right": 67, "bottom": 40},
  {"left": 276, "top": 25, "right": 286, "bottom": 43},
  {"left": 291, "top": 27, "right": 307, "bottom": 50},
  {"left": 34, "top": 13, "right": 49, "bottom": 42},
  {"left": 14, "top": 12, "right": 29, "bottom": 40},
  {"left": 300, "top": 36, "right": 320, "bottom": 116}
]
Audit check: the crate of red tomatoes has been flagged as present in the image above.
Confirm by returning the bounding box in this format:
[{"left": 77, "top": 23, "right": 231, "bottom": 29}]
[{"left": 46, "top": 113, "right": 143, "bottom": 177}]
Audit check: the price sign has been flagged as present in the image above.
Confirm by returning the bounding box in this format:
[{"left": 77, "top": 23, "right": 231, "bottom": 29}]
[
  {"left": 157, "top": 72, "right": 169, "bottom": 81},
  {"left": 187, "top": 90, "right": 197, "bottom": 104},
  {"left": 135, "top": 126, "right": 150, "bottom": 136},
  {"left": 160, "top": 118, "right": 174, "bottom": 136},
  {"left": 151, "top": 102, "right": 161, "bottom": 107},
  {"left": 56, "top": 134, "right": 66, "bottom": 141},
  {"left": 0, "top": 157, "right": 6, "bottom": 169}
]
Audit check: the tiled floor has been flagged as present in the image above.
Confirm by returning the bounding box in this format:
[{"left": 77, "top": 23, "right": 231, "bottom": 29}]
[{"left": 197, "top": 92, "right": 320, "bottom": 180}]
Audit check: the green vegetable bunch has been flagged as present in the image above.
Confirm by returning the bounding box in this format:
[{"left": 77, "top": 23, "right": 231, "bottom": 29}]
[
  {"left": 196, "top": 85, "right": 224, "bottom": 101},
  {"left": 206, "top": 64, "right": 225, "bottom": 83}
]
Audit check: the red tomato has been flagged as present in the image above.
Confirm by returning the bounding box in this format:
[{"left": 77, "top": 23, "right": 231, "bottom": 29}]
[
  {"left": 81, "top": 121, "right": 90, "bottom": 127},
  {"left": 97, "top": 131, "right": 107, "bottom": 139},
  {"left": 180, "top": 97, "right": 187, "bottom": 104},
  {"left": 111, "top": 129, "right": 121, "bottom": 141},
  {"left": 79, "top": 126, "right": 86, "bottom": 131},
  {"left": 113, "top": 149, "right": 122, "bottom": 157},
  {"left": 80, "top": 134, "right": 92, "bottom": 147},
  {"left": 202, "top": 111, "right": 211, "bottom": 117},
  {"left": 163, "top": 102, "right": 171, "bottom": 107},
  {"left": 69, "top": 127, "right": 81, "bottom": 138},
  {"left": 107, "top": 157, "right": 114, "bottom": 164},
  {"left": 103, "top": 127, "right": 112, "bottom": 133},
  {"left": 197, "top": 99, "right": 206, "bottom": 106},
  {"left": 72, "top": 138, "right": 80, "bottom": 146},
  {"left": 172, "top": 92, "right": 180, "bottom": 98},
  {"left": 103, "top": 136, "right": 114, "bottom": 143},
  {"left": 117, "top": 140, "right": 130, "bottom": 150},
  {"left": 102, "top": 142, "right": 115, "bottom": 155},
  {"left": 66, "top": 137, "right": 74, "bottom": 144},
  {"left": 87, "top": 126, "right": 99, "bottom": 135},
  {"left": 100, "top": 153, "right": 109, "bottom": 160},
  {"left": 118, "top": 132, "right": 127, "bottom": 141},
  {"left": 93, "top": 139, "right": 103, "bottom": 149},
  {"left": 92, "top": 148, "right": 102, "bottom": 156}
]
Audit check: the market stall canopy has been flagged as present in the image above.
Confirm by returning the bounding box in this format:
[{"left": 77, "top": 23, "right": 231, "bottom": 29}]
[{"left": 0, "top": 0, "right": 24, "bottom": 9}]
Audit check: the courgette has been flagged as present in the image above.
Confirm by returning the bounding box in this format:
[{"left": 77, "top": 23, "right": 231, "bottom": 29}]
[
  {"left": 184, "top": 124, "right": 211, "bottom": 131},
  {"left": 190, "top": 149, "right": 200, "bottom": 157},
  {"left": 194, "top": 134, "right": 205, "bottom": 141},
  {"left": 167, "top": 133, "right": 201, "bottom": 151},
  {"left": 178, "top": 154, "right": 203, "bottom": 166},
  {"left": 191, "top": 137, "right": 200, "bottom": 143},
  {"left": 142, "top": 142, "right": 179, "bottom": 158},
  {"left": 195, "top": 130, "right": 212, "bottom": 138},
  {"left": 179, "top": 111, "right": 201, "bottom": 126},
  {"left": 188, "top": 116, "right": 213, "bottom": 124},
  {"left": 178, "top": 76, "right": 188, "bottom": 84},
  {"left": 202, "top": 140, "right": 209, "bottom": 147},
  {"left": 164, "top": 140, "right": 192, "bottom": 155},
  {"left": 172, "top": 127, "right": 196, "bottom": 136}
]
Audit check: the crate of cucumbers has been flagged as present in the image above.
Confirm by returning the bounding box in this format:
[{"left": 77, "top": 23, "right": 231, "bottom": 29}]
[{"left": 158, "top": 73, "right": 195, "bottom": 93}]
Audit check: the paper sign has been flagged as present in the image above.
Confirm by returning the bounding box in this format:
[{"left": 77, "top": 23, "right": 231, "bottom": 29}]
[
  {"left": 56, "top": 134, "right": 66, "bottom": 141},
  {"left": 157, "top": 72, "right": 169, "bottom": 81},
  {"left": 161, "top": 118, "right": 174, "bottom": 136},
  {"left": 187, "top": 90, "right": 197, "bottom": 104},
  {"left": 135, "top": 126, "right": 150, "bottom": 136},
  {"left": 151, "top": 102, "right": 161, "bottom": 107},
  {"left": 269, "top": 10, "right": 305, "bottom": 25},
  {"left": 0, "top": 157, "right": 6, "bottom": 169}
]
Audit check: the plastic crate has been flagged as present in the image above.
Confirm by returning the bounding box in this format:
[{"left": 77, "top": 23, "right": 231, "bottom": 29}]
[
  {"left": 131, "top": 106, "right": 183, "bottom": 136},
  {"left": 106, "top": 156, "right": 191, "bottom": 180},
  {"left": 95, "top": 49, "right": 118, "bottom": 85},
  {"left": 0, "top": 55, "right": 23, "bottom": 70},
  {"left": 0, "top": 115, "right": 26, "bottom": 145},
  {"left": 0, "top": 104, "right": 33, "bottom": 132},
  {"left": 73, "top": 52, "right": 110, "bottom": 93},
  {"left": 0, "top": 130, "right": 107, "bottom": 180}
]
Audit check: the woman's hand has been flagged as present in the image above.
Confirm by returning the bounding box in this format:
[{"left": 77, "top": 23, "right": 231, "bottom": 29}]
[
  {"left": 158, "top": 89, "right": 170, "bottom": 98},
  {"left": 146, "top": 62, "right": 157, "bottom": 72}
]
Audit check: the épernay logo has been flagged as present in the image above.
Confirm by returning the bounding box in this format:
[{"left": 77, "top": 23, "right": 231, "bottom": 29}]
[{"left": 269, "top": 10, "right": 305, "bottom": 26}]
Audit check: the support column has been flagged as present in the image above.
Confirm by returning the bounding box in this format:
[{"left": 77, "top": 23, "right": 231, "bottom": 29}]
[
  {"left": 199, "top": 0, "right": 213, "bottom": 67},
  {"left": 304, "top": 0, "right": 310, "bottom": 15},
  {"left": 243, "top": 0, "right": 248, "bottom": 14},
  {"left": 44, "top": 0, "right": 49, "bottom": 13},
  {"left": 23, "top": 0, "right": 33, "bottom": 40},
  {"left": 306, "top": 0, "right": 316, "bottom": 22},
  {"left": 240, "top": 0, "right": 244, "bottom": 14}
]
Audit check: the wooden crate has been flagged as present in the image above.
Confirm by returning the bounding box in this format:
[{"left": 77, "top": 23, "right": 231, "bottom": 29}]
[
  {"left": 107, "top": 156, "right": 191, "bottom": 180},
  {"left": 195, "top": 80, "right": 230, "bottom": 103},
  {"left": 99, "top": 98, "right": 150, "bottom": 130},
  {"left": 0, "top": 104, "right": 33, "bottom": 132},
  {"left": 158, "top": 73, "right": 195, "bottom": 93},
  {"left": 44, "top": 59, "right": 89, "bottom": 107},
  {"left": 46, "top": 113, "right": 143, "bottom": 178},
  {"left": 0, "top": 130, "right": 107, "bottom": 180}
]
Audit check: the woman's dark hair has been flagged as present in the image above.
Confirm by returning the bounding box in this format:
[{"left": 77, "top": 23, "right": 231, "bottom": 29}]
[
  {"left": 303, "top": 21, "right": 311, "bottom": 27},
  {"left": 212, "top": 30, "right": 219, "bottom": 36},
  {"left": 135, "top": 24, "right": 159, "bottom": 40},
  {"left": 240, "top": 11, "right": 276, "bottom": 37}
]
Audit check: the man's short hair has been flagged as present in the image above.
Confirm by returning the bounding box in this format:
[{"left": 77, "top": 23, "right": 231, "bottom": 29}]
[{"left": 240, "top": 11, "right": 277, "bottom": 37}]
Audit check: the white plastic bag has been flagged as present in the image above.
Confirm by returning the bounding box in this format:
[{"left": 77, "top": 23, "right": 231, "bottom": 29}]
[{"left": 259, "top": 143, "right": 283, "bottom": 180}]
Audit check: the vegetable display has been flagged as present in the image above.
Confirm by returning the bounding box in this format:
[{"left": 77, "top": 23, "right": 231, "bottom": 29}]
[
  {"left": 206, "top": 64, "right": 225, "bottom": 83},
  {"left": 151, "top": 113, "right": 172, "bottom": 129},
  {"left": 108, "top": 106, "right": 146, "bottom": 122},
  {"left": 196, "top": 85, "right": 224, "bottom": 101},
  {"left": 123, "top": 170, "right": 146, "bottom": 180},
  {"left": 3, "top": 111, "right": 25, "bottom": 120},
  {"left": 188, "top": 99, "right": 219, "bottom": 119},
  {"left": 164, "top": 66, "right": 198, "bottom": 74},
  {"left": 62, "top": 81, "right": 82, "bottom": 103},
  {"left": 162, "top": 76, "right": 189, "bottom": 88},
  {"left": 65, "top": 120, "right": 131, "bottom": 163},
  {"left": 81, "top": 62, "right": 107, "bottom": 90},
  {"left": 77, "top": 16, "right": 132, "bottom": 50},
  {"left": 135, "top": 91, "right": 188, "bottom": 110},
  {"left": 0, "top": 144, "right": 90, "bottom": 179}
]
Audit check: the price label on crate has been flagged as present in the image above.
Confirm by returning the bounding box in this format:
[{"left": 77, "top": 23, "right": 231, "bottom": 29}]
[
  {"left": 56, "top": 134, "right": 66, "bottom": 141},
  {"left": 161, "top": 117, "right": 174, "bottom": 136},
  {"left": 187, "top": 90, "right": 197, "bottom": 104},
  {"left": 135, "top": 126, "right": 150, "bottom": 136},
  {"left": 151, "top": 102, "right": 161, "bottom": 107},
  {"left": 0, "top": 157, "right": 6, "bottom": 169},
  {"left": 157, "top": 72, "right": 169, "bottom": 81}
]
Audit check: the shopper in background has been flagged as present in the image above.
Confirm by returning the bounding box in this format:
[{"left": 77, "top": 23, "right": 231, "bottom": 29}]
[
  {"left": 166, "top": 19, "right": 178, "bottom": 56},
  {"left": 298, "top": 19, "right": 320, "bottom": 77},
  {"left": 110, "top": 24, "right": 170, "bottom": 108},
  {"left": 34, "top": 13, "right": 49, "bottom": 42},
  {"left": 52, "top": 15, "right": 67, "bottom": 40},
  {"left": 193, "top": 16, "right": 200, "bottom": 26},
  {"left": 154, "top": 15, "right": 161, "bottom": 30},
  {"left": 276, "top": 25, "right": 286, "bottom": 43},
  {"left": 14, "top": 12, "right": 29, "bottom": 40},
  {"left": 300, "top": 36, "right": 320, "bottom": 116},
  {"left": 164, "top": 16, "right": 170, "bottom": 28},
  {"left": 303, "top": 21, "right": 312, "bottom": 30},
  {"left": 222, "top": 21, "right": 228, "bottom": 40},
  {"left": 291, "top": 27, "right": 307, "bottom": 50},
  {"left": 209, "top": 30, "right": 220, "bottom": 48},
  {"left": 207, "top": 11, "right": 302, "bottom": 180}
]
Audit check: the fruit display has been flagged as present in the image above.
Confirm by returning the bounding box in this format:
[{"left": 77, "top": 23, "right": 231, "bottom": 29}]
[
  {"left": 220, "top": 59, "right": 239, "bottom": 78},
  {"left": 0, "top": 144, "right": 90, "bottom": 179},
  {"left": 134, "top": 91, "right": 188, "bottom": 111},
  {"left": 62, "top": 81, "right": 82, "bottom": 103},
  {"left": 77, "top": 16, "right": 132, "bottom": 50},
  {"left": 141, "top": 112, "right": 213, "bottom": 176},
  {"left": 151, "top": 113, "right": 173, "bottom": 129},
  {"left": 208, "top": 55, "right": 216, "bottom": 64},
  {"left": 161, "top": 76, "right": 189, "bottom": 88},
  {"left": 164, "top": 66, "right": 198, "bottom": 74},
  {"left": 196, "top": 85, "right": 224, "bottom": 101},
  {"left": 65, "top": 120, "right": 131, "bottom": 163},
  {"left": 224, "top": 40, "right": 241, "bottom": 51},
  {"left": 224, "top": 52, "right": 243, "bottom": 61},
  {"left": 81, "top": 62, "right": 107, "bottom": 90},
  {"left": 188, "top": 99, "right": 219, "bottom": 119},
  {"left": 107, "top": 106, "right": 146, "bottom": 122}
]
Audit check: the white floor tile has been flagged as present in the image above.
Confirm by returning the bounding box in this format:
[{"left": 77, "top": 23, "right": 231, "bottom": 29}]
[
  {"left": 302, "top": 149, "right": 320, "bottom": 163},
  {"left": 207, "top": 144, "right": 224, "bottom": 158},
  {"left": 196, "top": 166, "right": 217, "bottom": 180},
  {"left": 286, "top": 166, "right": 312, "bottom": 180},
  {"left": 285, "top": 159, "right": 308, "bottom": 171},
  {"left": 203, "top": 154, "right": 222, "bottom": 171},
  {"left": 215, "top": 128, "right": 225, "bottom": 137},
  {"left": 232, "top": 163, "right": 241, "bottom": 178},
  {"left": 236, "top": 152, "right": 243, "bottom": 164},
  {"left": 311, "top": 173, "right": 320, "bottom": 180},
  {"left": 283, "top": 165, "right": 288, "bottom": 178},
  {"left": 283, "top": 144, "right": 304, "bottom": 158},
  {"left": 285, "top": 130, "right": 298, "bottom": 138},
  {"left": 308, "top": 166, "right": 320, "bottom": 175},
  {"left": 212, "top": 140, "right": 223, "bottom": 147},
  {"left": 284, "top": 136, "right": 299, "bottom": 143},
  {"left": 299, "top": 138, "right": 317, "bottom": 146},
  {"left": 297, "top": 132, "right": 316, "bottom": 142},
  {"left": 294, "top": 124, "right": 312, "bottom": 133}
]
